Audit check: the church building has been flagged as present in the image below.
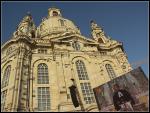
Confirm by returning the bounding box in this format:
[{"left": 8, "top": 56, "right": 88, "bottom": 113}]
[{"left": 1, "top": 7, "right": 132, "bottom": 112}]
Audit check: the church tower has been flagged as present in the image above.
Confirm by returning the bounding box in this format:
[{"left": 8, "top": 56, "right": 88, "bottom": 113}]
[
  {"left": 91, "top": 20, "right": 108, "bottom": 43},
  {"left": 1, "top": 7, "right": 132, "bottom": 112}
]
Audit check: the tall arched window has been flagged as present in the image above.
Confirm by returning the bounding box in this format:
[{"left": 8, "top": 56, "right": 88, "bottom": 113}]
[
  {"left": 37, "top": 63, "right": 49, "bottom": 84},
  {"left": 75, "top": 60, "right": 95, "bottom": 104},
  {"left": 75, "top": 60, "right": 89, "bottom": 80},
  {"left": 2, "top": 65, "right": 11, "bottom": 88},
  {"left": 105, "top": 64, "right": 116, "bottom": 79},
  {"left": 37, "top": 64, "right": 50, "bottom": 111}
]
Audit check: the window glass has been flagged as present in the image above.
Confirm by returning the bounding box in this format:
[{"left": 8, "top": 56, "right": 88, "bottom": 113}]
[
  {"left": 105, "top": 64, "right": 116, "bottom": 79},
  {"left": 37, "top": 87, "right": 50, "bottom": 111},
  {"left": 37, "top": 63, "right": 49, "bottom": 84}
]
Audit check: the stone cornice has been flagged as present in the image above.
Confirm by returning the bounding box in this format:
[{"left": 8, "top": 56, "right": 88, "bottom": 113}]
[
  {"left": 98, "top": 42, "right": 123, "bottom": 50},
  {"left": 1, "top": 35, "right": 35, "bottom": 50}
]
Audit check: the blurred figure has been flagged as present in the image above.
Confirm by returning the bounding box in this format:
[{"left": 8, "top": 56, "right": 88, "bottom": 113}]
[{"left": 112, "top": 84, "right": 135, "bottom": 111}]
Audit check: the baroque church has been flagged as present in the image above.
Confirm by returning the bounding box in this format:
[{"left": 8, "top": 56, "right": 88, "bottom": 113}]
[{"left": 1, "top": 7, "right": 132, "bottom": 112}]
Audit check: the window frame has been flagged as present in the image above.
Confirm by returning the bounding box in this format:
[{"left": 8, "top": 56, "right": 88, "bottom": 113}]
[
  {"left": 75, "top": 60, "right": 89, "bottom": 80},
  {"left": 2, "top": 65, "right": 11, "bottom": 89},
  {"left": 37, "top": 87, "right": 50, "bottom": 111},
  {"left": 37, "top": 63, "right": 49, "bottom": 84},
  {"left": 80, "top": 82, "right": 95, "bottom": 104},
  {"left": 38, "top": 49, "right": 47, "bottom": 54},
  {"left": 52, "top": 11, "right": 58, "bottom": 16},
  {"left": 105, "top": 64, "right": 116, "bottom": 79},
  {"left": 75, "top": 60, "right": 95, "bottom": 104}
]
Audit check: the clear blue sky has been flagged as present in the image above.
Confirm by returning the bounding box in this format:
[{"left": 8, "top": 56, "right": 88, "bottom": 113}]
[{"left": 1, "top": 1, "right": 149, "bottom": 76}]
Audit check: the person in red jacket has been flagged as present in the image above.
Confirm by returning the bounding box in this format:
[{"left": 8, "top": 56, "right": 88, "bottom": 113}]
[{"left": 112, "top": 84, "right": 135, "bottom": 111}]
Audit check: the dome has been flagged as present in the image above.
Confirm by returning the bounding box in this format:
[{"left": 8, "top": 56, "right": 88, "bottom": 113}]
[{"left": 36, "top": 7, "right": 81, "bottom": 38}]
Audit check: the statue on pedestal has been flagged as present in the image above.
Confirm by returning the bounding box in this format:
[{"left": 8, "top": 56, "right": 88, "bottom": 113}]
[{"left": 13, "top": 12, "right": 36, "bottom": 38}]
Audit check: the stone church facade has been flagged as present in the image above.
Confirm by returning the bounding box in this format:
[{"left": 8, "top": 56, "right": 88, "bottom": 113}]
[{"left": 1, "top": 7, "right": 132, "bottom": 112}]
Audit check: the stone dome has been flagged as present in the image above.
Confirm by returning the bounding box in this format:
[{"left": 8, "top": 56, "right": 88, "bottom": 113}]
[{"left": 36, "top": 7, "right": 81, "bottom": 38}]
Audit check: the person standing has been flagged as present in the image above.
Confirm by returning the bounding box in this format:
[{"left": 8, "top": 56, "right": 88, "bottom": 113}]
[{"left": 112, "top": 84, "right": 135, "bottom": 111}]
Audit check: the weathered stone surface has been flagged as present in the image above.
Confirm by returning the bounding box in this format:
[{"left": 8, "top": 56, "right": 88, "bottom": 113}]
[{"left": 1, "top": 7, "right": 132, "bottom": 112}]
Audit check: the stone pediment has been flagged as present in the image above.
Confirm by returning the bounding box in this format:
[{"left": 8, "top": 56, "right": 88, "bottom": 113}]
[{"left": 49, "top": 33, "right": 99, "bottom": 46}]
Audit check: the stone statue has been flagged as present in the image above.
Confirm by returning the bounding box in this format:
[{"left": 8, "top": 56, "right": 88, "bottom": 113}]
[
  {"left": 90, "top": 20, "right": 103, "bottom": 32},
  {"left": 90, "top": 20, "right": 105, "bottom": 41},
  {"left": 14, "top": 12, "right": 36, "bottom": 38}
]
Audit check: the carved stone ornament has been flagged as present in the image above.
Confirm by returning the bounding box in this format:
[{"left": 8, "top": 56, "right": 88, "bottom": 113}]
[
  {"left": 90, "top": 20, "right": 103, "bottom": 32},
  {"left": 14, "top": 13, "right": 36, "bottom": 38}
]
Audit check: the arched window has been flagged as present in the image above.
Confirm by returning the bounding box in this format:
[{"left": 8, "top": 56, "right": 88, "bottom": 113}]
[
  {"left": 72, "top": 42, "right": 80, "bottom": 51},
  {"left": 75, "top": 60, "right": 95, "bottom": 104},
  {"left": 75, "top": 60, "right": 89, "bottom": 80},
  {"left": 37, "top": 63, "right": 49, "bottom": 84},
  {"left": 98, "top": 38, "right": 104, "bottom": 43},
  {"left": 105, "top": 64, "right": 116, "bottom": 79},
  {"left": 2, "top": 66, "right": 11, "bottom": 88},
  {"left": 52, "top": 11, "right": 58, "bottom": 16}
]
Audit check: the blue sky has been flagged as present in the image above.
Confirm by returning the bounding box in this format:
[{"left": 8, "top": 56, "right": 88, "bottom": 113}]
[{"left": 1, "top": 1, "right": 149, "bottom": 76}]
